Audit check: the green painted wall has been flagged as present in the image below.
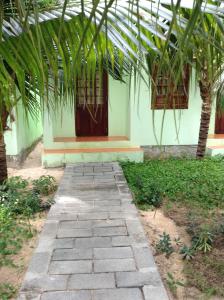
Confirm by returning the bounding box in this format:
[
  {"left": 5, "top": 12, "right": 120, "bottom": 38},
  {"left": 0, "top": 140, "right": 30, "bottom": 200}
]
[
  {"left": 5, "top": 100, "right": 43, "bottom": 156},
  {"left": 129, "top": 72, "right": 204, "bottom": 146},
  {"left": 49, "top": 75, "right": 130, "bottom": 139},
  {"left": 43, "top": 70, "right": 218, "bottom": 151},
  {"left": 4, "top": 122, "right": 18, "bottom": 155},
  {"left": 52, "top": 103, "right": 75, "bottom": 137},
  {"left": 108, "top": 77, "right": 129, "bottom": 136}
]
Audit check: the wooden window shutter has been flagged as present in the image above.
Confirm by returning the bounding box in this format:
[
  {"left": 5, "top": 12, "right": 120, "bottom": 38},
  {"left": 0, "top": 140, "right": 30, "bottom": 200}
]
[{"left": 151, "top": 65, "right": 190, "bottom": 109}]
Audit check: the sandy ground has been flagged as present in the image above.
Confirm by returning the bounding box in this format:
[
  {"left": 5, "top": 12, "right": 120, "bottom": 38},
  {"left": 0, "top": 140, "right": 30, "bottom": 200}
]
[
  {"left": 7, "top": 142, "right": 64, "bottom": 181},
  {"left": 140, "top": 209, "right": 222, "bottom": 300},
  {"left": 0, "top": 142, "right": 64, "bottom": 299}
]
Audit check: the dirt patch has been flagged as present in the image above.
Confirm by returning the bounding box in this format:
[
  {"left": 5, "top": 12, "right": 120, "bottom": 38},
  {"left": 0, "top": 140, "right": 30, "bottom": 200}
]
[
  {"left": 140, "top": 209, "right": 188, "bottom": 300},
  {"left": 140, "top": 209, "right": 223, "bottom": 300},
  {"left": 7, "top": 142, "right": 64, "bottom": 181},
  {"left": 0, "top": 212, "right": 47, "bottom": 297},
  {"left": 0, "top": 142, "right": 64, "bottom": 299}
]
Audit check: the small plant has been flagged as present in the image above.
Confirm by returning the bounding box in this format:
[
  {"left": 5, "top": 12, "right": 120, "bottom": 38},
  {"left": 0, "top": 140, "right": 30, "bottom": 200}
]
[
  {"left": 0, "top": 283, "right": 17, "bottom": 300},
  {"left": 192, "top": 229, "right": 214, "bottom": 253},
  {"left": 156, "top": 232, "right": 174, "bottom": 257},
  {"left": 40, "top": 196, "right": 55, "bottom": 210},
  {"left": 134, "top": 176, "right": 163, "bottom": 209},
  {"left": 174, "top": 237, "right": 182, "bottom": 246},
  {"left": 166, "top": 272, "right": 185, "bottom": 295},
  {"left": 32, "top": 175, "right": 57, "bottom": 196},
  {"left": 0, "top": 207, "right": 33, "bottom": 267},
  {"left": 1, "top": 176, "right": 29, "bottom": 191},
  {"left": 180, "top": 245, "right": 195, "bottom": 260}
]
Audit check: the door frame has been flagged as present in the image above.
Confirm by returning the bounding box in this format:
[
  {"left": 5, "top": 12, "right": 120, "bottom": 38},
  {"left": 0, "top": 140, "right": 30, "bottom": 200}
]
[
  {"left": 75, "top": 71, "right": 108, "bottom": 137},
  {"left": 215, "top": 99, "right": 224, "bottom": 134}
]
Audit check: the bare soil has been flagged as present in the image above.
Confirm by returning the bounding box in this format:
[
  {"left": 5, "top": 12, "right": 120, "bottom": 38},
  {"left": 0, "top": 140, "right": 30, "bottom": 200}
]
[
  {"left": 140, "top": 208, "right": 224, "bottom": 300},
  {"left": 0, "top": 142, "right": 64, "bottom": 299}
]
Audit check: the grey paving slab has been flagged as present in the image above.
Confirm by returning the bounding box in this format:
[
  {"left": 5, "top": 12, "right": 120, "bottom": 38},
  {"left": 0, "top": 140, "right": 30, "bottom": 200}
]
[
  {"left": 92, "top": 219, "right": 125, "bottom": 228},
  {"left": 41, "top": 291, "right": 91, "bottom": 300},
  {"left": 74, "top": 237, "right": 112, "bottom": 248},
  {"left": 116, "top": 269, "right": 163, "bottom": 288},
  {"left": 49, "top": 260, "right": 92, "bottom": 274},
  {"left": 93, "top": 247, "right": 133, "bottom": 259},
  {"left": 92, "top": 288, "right": 143, "bottom": 300},
  {"left": 52, "top": 248, "right": 92, "bottom": 260},
  {"left": 68, "top": 273, "right": 115, "bottom": 289},
  {"left": 93, "top": 226, "right": 127, "bottom": 236},
  {"left": 94, "top": 258, "right": 136, "bottom": 272},
  {"left": 18, "top": 162, "right": 168, "bottom": 300},
  {"left": 143, "top": 285, "right": 169, "bottom": 300},
  {"left": 57, "top": 228, "right": 92, "bottom": 238}
]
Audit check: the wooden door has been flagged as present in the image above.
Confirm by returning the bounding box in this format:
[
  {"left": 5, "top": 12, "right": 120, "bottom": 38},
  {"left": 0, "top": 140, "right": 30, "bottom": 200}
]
[
  {"left": 75, "top": 72, "right": 108, "bottom": 137},
  {"left": 215, "top": 102, "right": 224, "bottom": 134}
]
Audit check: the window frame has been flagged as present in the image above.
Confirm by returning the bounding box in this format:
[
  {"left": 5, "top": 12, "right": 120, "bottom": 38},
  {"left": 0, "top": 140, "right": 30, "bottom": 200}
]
[{"left": 151, "top": 65, "right": 190, "bottom": 110}]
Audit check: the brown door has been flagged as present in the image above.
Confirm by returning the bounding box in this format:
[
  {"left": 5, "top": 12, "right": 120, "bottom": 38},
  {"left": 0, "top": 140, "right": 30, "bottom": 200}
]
[
  {"left": 75, "top": 72, "right": 108, "bottom": 137},
  {"left": 215, "top": 102, "right": 224, "bottom": 134}
]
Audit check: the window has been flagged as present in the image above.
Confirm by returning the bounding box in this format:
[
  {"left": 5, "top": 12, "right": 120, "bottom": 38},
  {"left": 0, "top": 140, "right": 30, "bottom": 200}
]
[
  {"left": 77, "top": 72, "right": 103, "bottom": 105},
  {"left": 151, "top": 65, "right": 190, "bottom": 109}
]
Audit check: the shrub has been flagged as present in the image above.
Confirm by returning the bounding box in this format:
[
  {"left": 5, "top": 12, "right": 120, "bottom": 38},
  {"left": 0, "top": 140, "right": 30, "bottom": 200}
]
[
  {"left": 156, "top": 232, "right": 174, "bottom": 257},
  {"left": 0, "top": 207, "right": 33, "bottom": 266},
  {"left": 32, "top": 175, "right": 57, "bottom": 196}
]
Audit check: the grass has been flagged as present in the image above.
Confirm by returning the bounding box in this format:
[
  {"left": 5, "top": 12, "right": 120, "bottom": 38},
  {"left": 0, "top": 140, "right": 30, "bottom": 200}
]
[
  {"left": 121, "top": 157, "right": 224, "bottom": 297},
  {"left": 0, "top": 175, "right": 57, "bottom": 299},
  {"left": 121, "top": 157, "right": 224, "bottom": 210}
]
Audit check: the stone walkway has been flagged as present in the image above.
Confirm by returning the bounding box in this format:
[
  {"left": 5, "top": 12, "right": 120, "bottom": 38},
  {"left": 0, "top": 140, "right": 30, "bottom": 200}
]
[{"left": 18, "top": 163, "right": 169, "bottom": 300}]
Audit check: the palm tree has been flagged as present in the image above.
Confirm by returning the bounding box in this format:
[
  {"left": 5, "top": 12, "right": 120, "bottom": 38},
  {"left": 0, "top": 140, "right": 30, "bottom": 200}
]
[
  {"left": 148, "top": 3, "right": 224, "bottom": 158},
  {"left": 0, "top": 0, "right": 223, "bottom": 182},
  {"left": 183, "top": 9, "right": 224, "bottom": 158}
]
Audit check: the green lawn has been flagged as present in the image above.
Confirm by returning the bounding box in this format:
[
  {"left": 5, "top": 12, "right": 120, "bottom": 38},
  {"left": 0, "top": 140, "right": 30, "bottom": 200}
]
[
  {"left": 122, "top": 157, "right": 224, "bottom": 210},
  {"left": 122, "top": 157, "right": 224, "bottom": 297}
]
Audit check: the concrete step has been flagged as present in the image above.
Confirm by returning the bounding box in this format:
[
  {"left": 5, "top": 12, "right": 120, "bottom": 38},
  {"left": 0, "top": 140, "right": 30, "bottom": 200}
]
[
  {"left": 206, "top": 145, "right": 224, "bottom": 156},
  {"left": 42, "top": 147, "right": 144, "bottom": 167},
  {"left": 207, "top": 134, "right": 224, "bottom": 147},
  {"left": 51, "top": 137, "right": 133, "bottom": 149}
]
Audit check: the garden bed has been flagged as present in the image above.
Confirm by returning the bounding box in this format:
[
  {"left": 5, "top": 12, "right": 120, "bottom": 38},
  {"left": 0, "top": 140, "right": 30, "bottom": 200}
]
[
  {"left": 122, "top": 158, "right": 224, "bottom": 299},
  {"left": 0, "top": 147, "right": 63, "bottom": 300}
]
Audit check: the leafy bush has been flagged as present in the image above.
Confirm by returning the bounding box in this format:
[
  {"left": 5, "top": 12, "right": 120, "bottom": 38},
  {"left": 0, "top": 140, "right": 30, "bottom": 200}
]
[
  {"left": 32, "top": 175, "right": 57, "bottom": 196},
  {"left": 180, "top": 245, "right": 195, "bottom": 260},
  {"left": 121, "top": 158, "right": 224, "bottom": 210},
  {"left": 134, "top": 176, "right": 163, "bottom": 209},
  {"left": 0, "top": 175, "right": 57, "bottom": 216},
  {"left": 166, "top": 272, "right": 185, "bottom": 295},
  {"left": 0, "top": 185, "right": 41, "bottom": 216},
  {"left": 0, "top": 207, "right": 33, "bottom": 266},
  {"left": 192, "top": 228, "right": 214, "bottom": 253},
  {"left": 156, "top": 232, "right": 174, "bottom": 257},
  {"left": 0, "top": 283, "right": 17, "bottom": 300}
]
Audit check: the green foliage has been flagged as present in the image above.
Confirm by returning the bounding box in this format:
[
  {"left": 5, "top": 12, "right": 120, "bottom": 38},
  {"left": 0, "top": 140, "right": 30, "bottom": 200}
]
[
  {"left": 0, "top": 175, "right": 57, "bottom": 216},
  {"left": 192, "top": 228, "right": 214, "bottom": 253},
  {"left": 130, "top": 176, "right": 163, "bottom": 210},
  {"left": 0, "top": 208, "right": 33, "bottom": 267},
  {"left": 1, "top": 176, "right": 29, "bottom": 191},
  {"left": 166, "top": 272, "right": 185, "bottom": 295},
  {"left": 184, "top": 259, "right": 224, "bottom": 297},
  {"left": 0, "top": 283, "right": 17, "bottom": 300},
  {"left": 180, "top": 245, "right": 195, "bottom": 260},
  {"left": 121, "top": 158, "right": 224, "bottom": 210},
  {"left": 32, "top": 175, "right": 57, "bottom": 196},
  {"left": 0, "top": 175, "right": 57, "bottom": 268},
  {"left": 156, "top": 232, "right": 174, "bottom": 257},
  {"left": 0, "top": 189, "right": 41, "bottom": 216}
]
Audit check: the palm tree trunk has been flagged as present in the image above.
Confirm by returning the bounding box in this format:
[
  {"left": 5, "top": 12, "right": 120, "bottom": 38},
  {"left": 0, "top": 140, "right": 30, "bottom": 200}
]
[
  {"left": 196, "top": 69, "right": 212, "bottom": 159},
  {"left": 0, "top": 130, "right": 7, "bottom": 183},
  {"left": 0, "top": 107, "right": 9, "bottom": 183}
]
